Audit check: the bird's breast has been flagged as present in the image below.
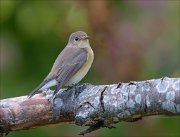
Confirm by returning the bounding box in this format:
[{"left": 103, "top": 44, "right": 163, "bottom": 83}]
[{"left": 65, "top": 47, "right": 94, "bottom": 86}]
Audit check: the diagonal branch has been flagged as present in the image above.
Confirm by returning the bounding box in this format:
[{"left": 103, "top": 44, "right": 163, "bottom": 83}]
[{"left": 0, "top": 77, "right": 180, "bottom": 136}]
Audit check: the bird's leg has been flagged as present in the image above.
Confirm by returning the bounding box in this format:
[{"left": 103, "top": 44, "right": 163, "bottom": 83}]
[
  {"left": 49, "top": 95, "right": 56, "bottom": 105},
  {"left": 67, "top": 83, "right": 77, "bottom": 89},
  {"left": 64, "top": 83, "right": 79, "bottom": 92},
  {"left": 48, "top": 86, "right": 61, "bottom": 104},
  {"left": 71, "top": 83, "right": 81, "bottom": 89}
]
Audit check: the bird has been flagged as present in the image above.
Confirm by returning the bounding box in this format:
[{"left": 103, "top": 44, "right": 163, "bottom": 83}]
[{"left": 28, "top": 31, "right": 94, "bottom": 98}]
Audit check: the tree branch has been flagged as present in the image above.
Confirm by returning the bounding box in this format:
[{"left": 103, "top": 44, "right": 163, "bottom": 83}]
[{"left": 0, "top": 77, "right": 180, "bottom": 136}]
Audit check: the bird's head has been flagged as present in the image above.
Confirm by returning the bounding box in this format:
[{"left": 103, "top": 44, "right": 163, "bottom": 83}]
[{"left": 68, "top": 31, "right": 90, "bottom": 48}]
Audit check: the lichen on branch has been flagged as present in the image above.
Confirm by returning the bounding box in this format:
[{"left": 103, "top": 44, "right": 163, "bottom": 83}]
[{"left": 0, "top": 77, "right": 179, "bottom": 135}]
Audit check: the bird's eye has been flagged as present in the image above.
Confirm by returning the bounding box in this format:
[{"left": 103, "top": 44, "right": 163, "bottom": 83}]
[{"left": 75, "top": 37, "right": 79, "bottom": 41}]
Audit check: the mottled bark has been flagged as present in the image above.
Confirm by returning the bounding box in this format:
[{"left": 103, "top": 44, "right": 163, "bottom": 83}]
[{"left": 0, "top": 77, "right": 179, "bottom": 136}]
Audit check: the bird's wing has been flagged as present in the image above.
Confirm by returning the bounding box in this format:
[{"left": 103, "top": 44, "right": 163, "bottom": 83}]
[
  {"left": 28, "top": 47, "right": 87, "bottom": 98},
  {"left": 55, "top": 47, "right": 87, "bottom": 88}
]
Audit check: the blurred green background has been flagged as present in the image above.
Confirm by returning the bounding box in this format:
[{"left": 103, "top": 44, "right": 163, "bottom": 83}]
[{"left": 0, "top": 0, "right": 179, "bottom": 137}]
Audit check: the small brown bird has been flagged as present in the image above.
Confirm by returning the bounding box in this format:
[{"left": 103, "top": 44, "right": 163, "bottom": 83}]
[{"left": 28, "top": 31, "right": 94, "bottom": 98}]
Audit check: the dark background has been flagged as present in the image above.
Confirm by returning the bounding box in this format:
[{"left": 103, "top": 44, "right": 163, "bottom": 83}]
[{"left": 0, "top": 0, "right": 179, "bottom": 137}]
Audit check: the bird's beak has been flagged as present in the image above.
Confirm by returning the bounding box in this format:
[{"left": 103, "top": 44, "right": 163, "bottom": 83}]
[{"left": 82, "top": 36, "right": 89, "bottom": 40}]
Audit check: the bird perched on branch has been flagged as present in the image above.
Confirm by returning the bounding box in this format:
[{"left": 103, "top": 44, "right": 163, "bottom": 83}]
[{"left": 28, "top": 31, "right": 94, "bottom": 98}]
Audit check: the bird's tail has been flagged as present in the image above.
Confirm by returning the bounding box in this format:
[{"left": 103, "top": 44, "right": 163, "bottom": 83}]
[
  {"left": 28, "top": 81, "right": 47, "bottom": 98},
  {"left": 28, "top": 79, "right": 57, "bottom": 98}
]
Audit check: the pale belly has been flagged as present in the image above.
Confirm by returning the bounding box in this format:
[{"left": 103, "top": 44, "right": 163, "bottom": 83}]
[{"left": 65, "top": 48, "right": 94, "bottom": 86}]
